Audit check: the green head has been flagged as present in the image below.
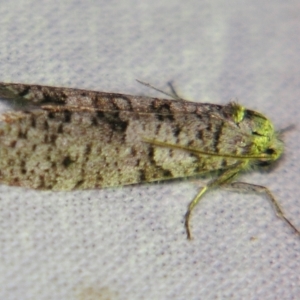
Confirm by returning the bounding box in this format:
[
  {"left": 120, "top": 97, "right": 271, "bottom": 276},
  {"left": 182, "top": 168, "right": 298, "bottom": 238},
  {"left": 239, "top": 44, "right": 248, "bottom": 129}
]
[{"left": 230, "top": 103, "right": 284, "bottom": 163}]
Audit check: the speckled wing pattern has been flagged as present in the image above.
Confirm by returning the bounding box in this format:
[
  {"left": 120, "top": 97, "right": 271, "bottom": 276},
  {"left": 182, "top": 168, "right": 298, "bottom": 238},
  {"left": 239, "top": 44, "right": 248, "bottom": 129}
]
[{"left": 0, "top": 83, "right": 253, "bottom": 190}]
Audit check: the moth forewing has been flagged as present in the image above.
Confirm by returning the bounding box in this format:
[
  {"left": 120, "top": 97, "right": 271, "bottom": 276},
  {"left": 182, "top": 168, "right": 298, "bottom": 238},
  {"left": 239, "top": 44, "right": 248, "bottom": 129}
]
[{"left": 0, "top": 82, "right": 297, "bottom": 239}]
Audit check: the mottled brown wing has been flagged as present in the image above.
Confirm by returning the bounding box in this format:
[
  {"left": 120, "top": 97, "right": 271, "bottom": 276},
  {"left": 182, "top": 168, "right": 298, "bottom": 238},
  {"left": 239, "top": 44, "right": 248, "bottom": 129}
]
[{"left": 0, "top": 83, "right": 246, "bottom": 190}]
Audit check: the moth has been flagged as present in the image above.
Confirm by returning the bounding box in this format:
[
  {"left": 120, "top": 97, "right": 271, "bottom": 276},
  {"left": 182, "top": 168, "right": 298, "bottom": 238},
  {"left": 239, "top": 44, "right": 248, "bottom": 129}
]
[{"left": 0, "top": 81, "right": 298, "bottom": 239}]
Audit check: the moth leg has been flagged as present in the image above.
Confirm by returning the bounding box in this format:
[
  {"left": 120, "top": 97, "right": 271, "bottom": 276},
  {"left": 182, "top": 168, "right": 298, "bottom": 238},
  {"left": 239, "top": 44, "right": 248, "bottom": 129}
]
[
  {"left": 185, "top": 186, "right": 208, "bottom": 240},
  {"left": 185, "top": 166, "right": 240, "bottom": 240},
  {"left": 136, "top": 80, "right": 185, "bottom": 101},
  {"left": 226, "top": 182, "right": 300, "bottom": 235},
  {"left": 166, "top": 81, "right": 184, "bottom": 100}
]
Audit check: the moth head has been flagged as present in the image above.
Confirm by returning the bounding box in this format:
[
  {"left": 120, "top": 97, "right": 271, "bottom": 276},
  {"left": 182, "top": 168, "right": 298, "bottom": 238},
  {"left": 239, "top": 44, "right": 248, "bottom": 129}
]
[
  {"left": 244, "top": 108, "right": 284, "bottom": 162},
  {"left": 229, "top": 103, "right": 284, "bottom": 162}
]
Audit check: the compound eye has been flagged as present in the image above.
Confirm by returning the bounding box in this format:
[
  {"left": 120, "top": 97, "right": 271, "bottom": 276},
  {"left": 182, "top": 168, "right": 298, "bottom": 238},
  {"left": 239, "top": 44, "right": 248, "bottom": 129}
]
[
  {"left": 265, "top": 148, "right": 275, "bottom": 155},
  {"left": 252, "top": 131, "right": 263, "bottom": 136}
]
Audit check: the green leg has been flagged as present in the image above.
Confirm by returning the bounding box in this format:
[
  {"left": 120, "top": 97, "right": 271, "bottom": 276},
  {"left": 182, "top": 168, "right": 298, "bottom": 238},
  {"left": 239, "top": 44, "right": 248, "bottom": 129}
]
[{"left": 185, "top": 166, "right": 240, "bottom": 240}]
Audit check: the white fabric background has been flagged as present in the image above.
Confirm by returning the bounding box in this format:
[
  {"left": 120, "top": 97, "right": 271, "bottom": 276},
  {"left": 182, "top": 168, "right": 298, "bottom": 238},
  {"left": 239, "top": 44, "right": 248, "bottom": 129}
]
[{"left": 0, "top": 0, "right": 300, "bottom": 299}]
